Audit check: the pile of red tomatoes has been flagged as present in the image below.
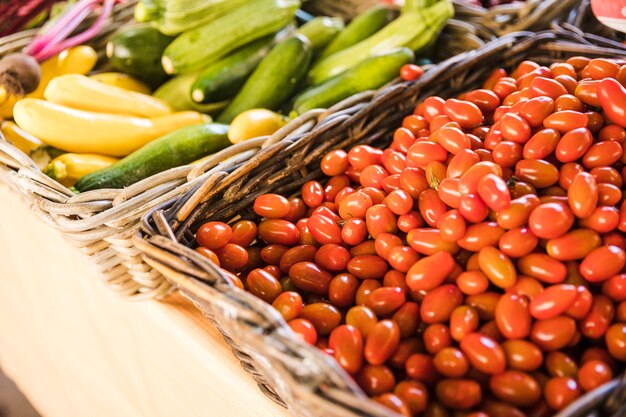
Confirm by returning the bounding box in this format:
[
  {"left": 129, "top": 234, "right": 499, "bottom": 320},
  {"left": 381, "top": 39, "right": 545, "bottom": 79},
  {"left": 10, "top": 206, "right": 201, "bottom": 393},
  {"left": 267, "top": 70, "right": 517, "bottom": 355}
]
[{"left": 195, "top": 56, "right": 626, "bottom": 417}]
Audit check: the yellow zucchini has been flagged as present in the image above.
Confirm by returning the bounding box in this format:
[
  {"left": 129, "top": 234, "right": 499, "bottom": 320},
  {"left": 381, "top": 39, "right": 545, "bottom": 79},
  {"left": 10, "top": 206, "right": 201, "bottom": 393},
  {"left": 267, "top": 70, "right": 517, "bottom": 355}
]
[
  {"left": 45, "top": 153, "right": 119, "bottom": 181},
  {"left": 44, "top": 74, "right": 172, "bottom": 117},
  {"left": 89, "top": 73, "right": 152, "bottom": 94},
  {"left": 13, "top": 98, "right": 206, "bottom": 156}
]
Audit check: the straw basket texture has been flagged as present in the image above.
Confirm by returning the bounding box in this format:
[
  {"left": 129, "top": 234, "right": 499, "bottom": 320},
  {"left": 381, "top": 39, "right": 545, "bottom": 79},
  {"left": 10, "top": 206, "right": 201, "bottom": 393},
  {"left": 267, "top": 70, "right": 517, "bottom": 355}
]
[{"left": 135, "top": 27, "right": 626, "bottom": 417}]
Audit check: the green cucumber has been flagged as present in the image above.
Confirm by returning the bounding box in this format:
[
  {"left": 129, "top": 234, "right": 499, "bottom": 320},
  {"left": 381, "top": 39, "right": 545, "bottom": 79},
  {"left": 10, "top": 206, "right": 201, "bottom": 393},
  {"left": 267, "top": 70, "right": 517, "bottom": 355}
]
[
  {"left": 217, "top": 34, "right": 312, "bottom": 123},
  {"left": 106, "top": 24, "right": 174, "bottom": 88},
  {"left": 292, "top": 47, "right": 413, "bottom": 115},
  {"left": 319, "top": 6, "right": 395, "bottom": 59},
  {"left": 154, "top": 73, "right": 229, "bottom": 115},
  {"left": 191, "top": 34, "right": 278, "bottom": 104},
  {"left": 309, "top": 0, "right": 453, "bottom": 84},
  {"left": 162, "top": 0, "right": 300, "bottom": 74},
  {"left": 296, "top": 16, "right": 344, "bottom": 53},
  {"left": 74, "top": 123, "right": 230, "bottom": 191}
]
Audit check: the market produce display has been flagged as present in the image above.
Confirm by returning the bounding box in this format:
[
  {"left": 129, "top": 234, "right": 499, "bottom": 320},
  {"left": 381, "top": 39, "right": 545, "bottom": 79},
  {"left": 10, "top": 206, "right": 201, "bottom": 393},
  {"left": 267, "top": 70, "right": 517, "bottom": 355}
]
[
  {"left": 190, "top": 56, "right": 626, "bottom": 416},
  {"left": 0, "top": 0, "right": 454, "bottom": 190}
]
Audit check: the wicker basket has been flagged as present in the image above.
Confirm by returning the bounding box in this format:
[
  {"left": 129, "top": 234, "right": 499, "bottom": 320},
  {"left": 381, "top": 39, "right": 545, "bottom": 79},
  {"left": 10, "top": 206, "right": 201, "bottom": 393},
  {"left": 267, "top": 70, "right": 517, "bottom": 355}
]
[{"left": 135, "top": 28, "right": 626, "bottom": 417}]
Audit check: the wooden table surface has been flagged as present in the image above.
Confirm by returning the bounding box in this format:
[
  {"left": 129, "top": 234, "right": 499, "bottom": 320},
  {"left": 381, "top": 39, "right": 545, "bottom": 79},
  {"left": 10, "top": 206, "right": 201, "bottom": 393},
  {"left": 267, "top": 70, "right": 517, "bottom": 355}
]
[{"left": 0, "top": 183, "right": 291, "bottom": 417}]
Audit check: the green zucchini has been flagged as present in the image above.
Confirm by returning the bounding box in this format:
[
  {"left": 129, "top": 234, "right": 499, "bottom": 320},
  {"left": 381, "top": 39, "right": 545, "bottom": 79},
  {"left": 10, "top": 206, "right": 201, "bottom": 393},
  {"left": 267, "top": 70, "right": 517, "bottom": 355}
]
[
  {"left": 154, "top": 73, "right": 229, "bottom": 115},
  {"left": 162, "top": 0, "right": 300, "bottom": 74},
  {"left": 308, "top": 0, "right": 453, "bottom": 85},
  {"left": 296, "top": 17, "right": 344, "bottom": 53},
  {"left": 217, "top": 34, "right": 312, "bottom": 123},
  {"left": 292, "top": 48, "right": 414, "bottom": 115},
  {"left": 74, "top": 123, "right": 230, "bottom": 191},
  {"left": 106, "top": 24, "right": 174, "bottom": 88},
  {"left": 155, "top": 0, "right": 252, "bottom": 36},
  {"left": 191, "top": 34, "right": 278, "bottom": 104},
  {"left": 319, "top": 6, "right": 395, "bottom": 59}
]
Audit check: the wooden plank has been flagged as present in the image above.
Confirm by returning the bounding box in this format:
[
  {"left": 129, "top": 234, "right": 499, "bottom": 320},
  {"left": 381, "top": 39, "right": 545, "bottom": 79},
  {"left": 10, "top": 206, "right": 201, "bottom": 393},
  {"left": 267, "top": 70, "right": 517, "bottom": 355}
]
[{"left": 0, "top": 183, "right": 290, "bottom": 417}]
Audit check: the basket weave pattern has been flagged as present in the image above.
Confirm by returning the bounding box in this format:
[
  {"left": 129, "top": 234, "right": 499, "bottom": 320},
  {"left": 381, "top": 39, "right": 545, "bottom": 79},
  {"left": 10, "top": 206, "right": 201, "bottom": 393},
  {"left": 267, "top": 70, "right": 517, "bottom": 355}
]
[{"left": 136, "top": 28, "right": 626, "bottom": 417}]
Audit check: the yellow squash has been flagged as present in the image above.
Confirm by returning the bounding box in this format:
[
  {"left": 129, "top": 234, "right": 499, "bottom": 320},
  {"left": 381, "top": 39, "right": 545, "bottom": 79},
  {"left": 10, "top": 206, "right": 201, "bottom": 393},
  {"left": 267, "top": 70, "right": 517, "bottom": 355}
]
[
  {"left": 89, "top": 72, "right": 151, "bottom": 94},
  {"left": 227, "top": 109, "right": 287, "bottom": 144},
  {"left": 45, "top": 74, "right": 172, "bottom": 117},
  {"left": 13, "top": 98, "right": 206, "bottom": 156},
  {"left": 0, "top": 46, "right": 98, "bottom": 119},
  {"left": 45, "top": 153, "right": 119, "bottom": 182},
  {"left": 0, "top": 121, "right": 45, "bottom": 154}
]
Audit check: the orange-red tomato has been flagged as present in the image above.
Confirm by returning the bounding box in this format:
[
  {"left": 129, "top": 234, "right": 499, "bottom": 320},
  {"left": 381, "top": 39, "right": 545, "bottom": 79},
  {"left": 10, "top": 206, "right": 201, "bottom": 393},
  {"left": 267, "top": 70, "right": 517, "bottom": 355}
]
[
  {"left": 458, "top": 222, "right": 505, "bottom": 252},
  {"left": 518, "top": 253, "right": 567, "bottom": 283},
  {"left": 544, "top": 377, "right": 581, "bottom": 411},
  {"left": 459, "top": 193, "right": 489, "bottom": 224},
  {"left": 328, "top": 273, "right": 359, "bottom": 307},
  {"left": 459, "top": 161, "right": 503, "bottom": 194},
  {"left": 515, "top": 159, "right": 559, "bottom": 189},
  {"left": 365, "top": 320, "right": 401, "bottom": 365},
  {"left": 436, "top": 379, "right": 482, "bottom": 411},
  {"left": 443, "top": 98, "right": 483, "bottom": 129},
  {"left": 502, "top": 340, "right": 543, "bottom": 371},
  {"left": 519, "top": 96, "right": 555, "bottom": 127},
  {"left": 279, "top": 244, "right": 316, "bottom": 272},
  {"left": 568, "top": 172, "right": 598, "bottom": 218},
  {"left": 356, "top": 365, "right": 395, "bottom": 396},
  {"left": 419, "top": 189, "right": 448, "bottom": 227},
  {"left": 580, "top": 245, "right": 626, "bottom": 282},
  {"left": 387, "top": 245, "right": 419, "bottom": 273},
  {"left": 490, "top": 371, "right": 542, "bottom": 407},
  {"left": 366, "top": 287, "right": 406, "bottom": 316},
  {"left": 405, "top": 353, "right": 439, "bottom": 385},
  {"left": 289, "top": 261, "right": 332, "bottom": 295},
  {"left": 407, "top": 228, "right": 459, "bottom": 255},
  {"left": 437, "top": 209, "right": 466, "bottom": 242},
  {"left": 477, "top": 173, "right": 511, "bottom": 211},
  {"left": 578, "top": 360, "right": 613, "bottom": 392},
  {"left": 528, "top": 202, "right": 574, "bottom": 239},
  {"left": 530, "top": 316, "right": 577, "bottom": 351},
  {"left": 406, "top": 251, "right": 455, "bottom": 292},
  {"left": 450, "top": 306, "right": 480, "bottom": 342},
  {"left": 365, "top": 204, "right": 398, "bottom": 238},
  {"left": 347, "top": 254, "right": 388, "bottom": 280},
  {"left": 529, "top": 284, "right": 578, "bottom": 320},
  {"left": 197, "top": 221, "right": 232, "bottom": 250},
  {"left": 258, "top": 219, "right": 299, "bottom": 246},
  {"left": 546, "top": 229, "right": 601, "bottom": 261},
  {"left": 500, "top": 112, "right": 531, "bottom": 143},
  {"left": 499, "top": 227, "right": 538, "bottom": 258},
  {"left": 341, "top": 218, "right": 367, "bottom": 246},
  {"left": 375, "top": 393, "right": 411, "bottom": 417},
  {"left": 543, "top": 110, "right": 588, "bottom": 133},
  {"left": 466, "top": 292, "right": 500, "bottom": 321},
  {"left": 606, "top": 323, "right": 626, "bottom": 361},
  {"left": 392, "top": 302, "right": 420, "bottom": 338},
  {"left": 320, "top": 149, "right": 349, "bottom": 176},
  {"left": 329, "top": 325, "right": 363, "bottom": 375},
  {"left": 497, "top": 195, "right": 541, "bottom": 229},
  {"left": 247, "top": 268, "right": 283, "bottom": 303},
  {"left": 588, "top": 141, "right": 624, "bottom": 171},
  {"left": 215, "top": 243, "right": 248, "bottom": 270},
  {"left": 457, "top": 270, "right": 490, "bottom": 295},
  {"left": 580, "top": 295, "right": 615, "bottom": 339},
  {"left": 346, "top": 306, "right": 377, "bottom": 337},
  {"left": 478, "top": 246, "right": 517, "bottom": 288},
  {"left": 300, "top": 303, "right": 341, "bottom": 335},
  {"left": 394, "top": 381, "right": 429, "bottom": 414},
  {"left": 495, "top": 293, "right": 531, "bottom": 339},
  {"left": 433, "top": 347, "right": 469, "bottom": 378},
  {"left": 602, "top": 273, "right": 626, "bottom": 302},
  {"left": 460, "top": 333, "right": 506, "bottom": 374},
  {"left": 288, "top": 318, "right": 317, "bottom": 345},
  {"left": 523, "top": 128, "right": 560, "bottom": 160},
  {"left": 597, "top": 78, "right": 626, "bottom": 128},
  {"left": 348, "top": 145, "right": 383, "bottom": 170},
  {"left": 529, "top": 76, "right": 568, "bottom": 99},
  {"left": 420, "top": 285, "right": 463, "bottom": 324}
]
